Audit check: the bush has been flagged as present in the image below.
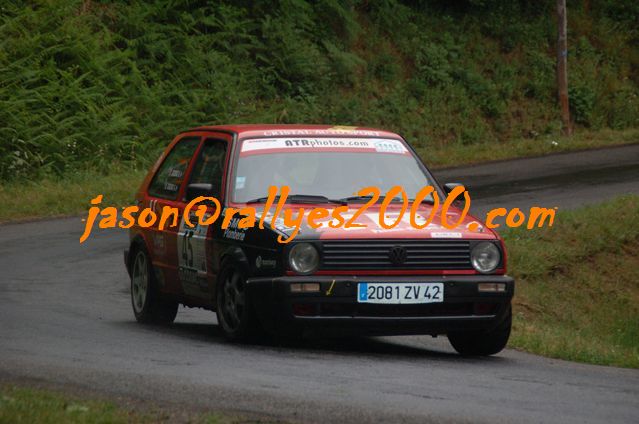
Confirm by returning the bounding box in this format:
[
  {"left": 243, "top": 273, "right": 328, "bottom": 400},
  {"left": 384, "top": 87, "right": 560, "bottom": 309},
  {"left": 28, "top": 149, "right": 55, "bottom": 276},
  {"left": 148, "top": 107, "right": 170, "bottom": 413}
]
[
  {"left": 569, "top": 85, "right": 596, "bottom": 126},
  {"left": 0, "top": 0, "right": 637, "bottom": 180}
]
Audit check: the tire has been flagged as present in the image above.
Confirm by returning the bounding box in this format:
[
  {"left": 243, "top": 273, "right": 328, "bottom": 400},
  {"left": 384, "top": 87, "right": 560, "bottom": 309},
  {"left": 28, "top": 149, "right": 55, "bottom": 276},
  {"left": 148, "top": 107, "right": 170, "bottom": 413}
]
[
  {"left": 216, "top": 263, "right": 260, "bottom": 341},
  {"left": 448, "top": 307, "right": 512, "bottom": 356},
  {"left": 130, "top": 245, "right": 178, "bottom": 325}
]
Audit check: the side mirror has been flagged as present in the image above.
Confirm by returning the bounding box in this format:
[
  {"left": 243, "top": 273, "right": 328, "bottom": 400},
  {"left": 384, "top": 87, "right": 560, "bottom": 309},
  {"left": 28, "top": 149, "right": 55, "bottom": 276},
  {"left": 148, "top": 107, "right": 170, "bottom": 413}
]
[
  {"left": 443, "top": 182, "right": 463, "bottom": 194},
  {"left": 185, "top": 183, "right": 215, "bottom": 201},
  {"left": 443, "top": 182, "right": 467, "bottom": 208}
]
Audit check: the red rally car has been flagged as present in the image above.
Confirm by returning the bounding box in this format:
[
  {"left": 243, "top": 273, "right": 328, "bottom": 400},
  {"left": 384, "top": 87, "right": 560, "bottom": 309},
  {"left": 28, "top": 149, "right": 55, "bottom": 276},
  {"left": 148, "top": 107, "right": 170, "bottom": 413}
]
[{"left": 124, "top": 124, "right": 514, "bottom": 356}]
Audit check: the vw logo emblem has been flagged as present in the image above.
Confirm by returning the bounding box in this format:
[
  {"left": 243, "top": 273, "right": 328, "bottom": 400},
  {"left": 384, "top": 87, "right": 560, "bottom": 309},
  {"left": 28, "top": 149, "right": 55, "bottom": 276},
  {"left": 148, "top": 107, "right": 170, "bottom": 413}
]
[{"left": 388, "top": 245, "right": 407, "bottom": 266}]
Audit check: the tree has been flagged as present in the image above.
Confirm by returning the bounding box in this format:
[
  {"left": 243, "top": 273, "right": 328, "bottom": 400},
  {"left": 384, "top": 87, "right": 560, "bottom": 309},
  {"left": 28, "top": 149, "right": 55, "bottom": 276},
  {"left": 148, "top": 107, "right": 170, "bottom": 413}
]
[{"left": 557, "top": 0, "right": 572, "bottom": 136}]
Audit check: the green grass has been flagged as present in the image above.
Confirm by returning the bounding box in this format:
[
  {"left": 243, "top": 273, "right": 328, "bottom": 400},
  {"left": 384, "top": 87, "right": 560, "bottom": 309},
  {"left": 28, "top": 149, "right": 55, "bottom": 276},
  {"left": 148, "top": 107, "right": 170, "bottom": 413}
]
[
  {"left": 0, "top": 168, "right": 146, "bottom": 223},
  {"left": 504, "top": 195, "right": 639, "bottom": 368},
  {"left": 0, "top": 384, "right": 231, "bottom": 424}
]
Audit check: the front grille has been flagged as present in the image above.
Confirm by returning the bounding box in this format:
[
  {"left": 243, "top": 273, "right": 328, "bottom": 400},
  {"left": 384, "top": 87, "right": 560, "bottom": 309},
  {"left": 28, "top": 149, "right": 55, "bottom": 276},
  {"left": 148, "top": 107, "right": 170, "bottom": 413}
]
[{"left": 320, "top": 239, "right": 472, "bottom": 270}]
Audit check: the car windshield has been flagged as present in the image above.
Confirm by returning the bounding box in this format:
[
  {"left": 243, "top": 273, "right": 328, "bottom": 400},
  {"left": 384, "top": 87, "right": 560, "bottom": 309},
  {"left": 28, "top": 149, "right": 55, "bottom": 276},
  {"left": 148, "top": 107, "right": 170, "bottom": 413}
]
[{"left": 232, "top": 137, "right": 434, "bottom": 203}]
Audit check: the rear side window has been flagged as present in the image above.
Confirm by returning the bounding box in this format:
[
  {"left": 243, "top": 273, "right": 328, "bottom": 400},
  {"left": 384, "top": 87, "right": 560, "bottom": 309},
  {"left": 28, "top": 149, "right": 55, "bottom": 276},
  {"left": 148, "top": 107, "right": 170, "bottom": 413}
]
[{"left": 148, "top": 137, "right": 200, "bottom": 199}]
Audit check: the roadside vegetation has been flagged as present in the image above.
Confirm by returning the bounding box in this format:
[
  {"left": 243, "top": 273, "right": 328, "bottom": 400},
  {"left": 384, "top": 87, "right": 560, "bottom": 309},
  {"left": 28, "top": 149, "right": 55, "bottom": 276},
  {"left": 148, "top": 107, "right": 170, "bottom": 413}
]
[
  {"left": 504, "top": 195, "right": 639, "bottom": 368},
  {"left": 4, "top": 128, "right": 639, "bottom": 223},
  {"left": 0, "top": 384, "right": 234, "bottom": 424},
  {"left": 1, "top": 0, "right": 638, "bottom": 186},
  {"left": 0, "top": 168, "right": 146, "bottom": 223}
]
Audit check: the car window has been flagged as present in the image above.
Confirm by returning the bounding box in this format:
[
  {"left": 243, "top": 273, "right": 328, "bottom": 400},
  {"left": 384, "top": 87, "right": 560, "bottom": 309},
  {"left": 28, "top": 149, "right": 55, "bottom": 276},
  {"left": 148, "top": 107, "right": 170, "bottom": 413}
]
[
  {"left": 188, "top": 139, "right": 228, "bottom": 197},
  {"left": 148, "top": 137, "right": 200, "bottom": 200},
  {"left": 232, "top": 138, "right": 432, "bottom": 202}
]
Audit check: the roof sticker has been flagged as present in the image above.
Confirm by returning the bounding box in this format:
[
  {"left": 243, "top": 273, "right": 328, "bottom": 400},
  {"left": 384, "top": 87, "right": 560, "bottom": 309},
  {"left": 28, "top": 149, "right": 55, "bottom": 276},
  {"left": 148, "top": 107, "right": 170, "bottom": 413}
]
[{"left": 240, "top": 137, "right": 409, "bottom": 156}]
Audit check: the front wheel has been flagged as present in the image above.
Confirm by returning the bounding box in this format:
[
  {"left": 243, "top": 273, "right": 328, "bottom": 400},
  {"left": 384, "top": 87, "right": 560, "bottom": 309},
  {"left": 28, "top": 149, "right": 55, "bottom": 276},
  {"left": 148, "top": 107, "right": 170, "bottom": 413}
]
[
  {"left": 216, "top": 264, "right": 260, "bottom": 341},
  {"left": 130, "top": 246, "right": 178, "bottom": 325},
  {"left": 447, "top": 307, "right": 512, "bottom": 356}
]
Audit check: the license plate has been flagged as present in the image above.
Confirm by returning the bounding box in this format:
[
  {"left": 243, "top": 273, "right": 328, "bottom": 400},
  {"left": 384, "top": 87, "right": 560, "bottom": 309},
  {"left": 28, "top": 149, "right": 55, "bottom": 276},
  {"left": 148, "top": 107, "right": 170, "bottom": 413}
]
[{"left": 357, "top": 283, "right": 444, "bottom": 304}]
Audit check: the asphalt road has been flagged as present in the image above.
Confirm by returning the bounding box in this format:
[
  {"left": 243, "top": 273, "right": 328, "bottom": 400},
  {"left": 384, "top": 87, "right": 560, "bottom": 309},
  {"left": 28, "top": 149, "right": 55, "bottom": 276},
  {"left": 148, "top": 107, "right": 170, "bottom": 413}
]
[
  {"left": 1, "top": 144, "right": 639, "bottom": 423},
  {"left": 437, "top": 143, "right": 639, "bottom": 218}
]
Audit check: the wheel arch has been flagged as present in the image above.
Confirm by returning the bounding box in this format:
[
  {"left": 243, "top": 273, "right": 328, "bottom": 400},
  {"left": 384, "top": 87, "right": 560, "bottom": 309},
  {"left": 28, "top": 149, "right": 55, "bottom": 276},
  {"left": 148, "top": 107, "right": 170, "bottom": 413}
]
[
  {"left": 219, "top": 245, "right": 250, "bottom": 271},
  {"left": 126, "top": 234, "right": 150, "bottom": 276},
  {"left": 213, "top": 246, "right": 250, "bottom": 304}
]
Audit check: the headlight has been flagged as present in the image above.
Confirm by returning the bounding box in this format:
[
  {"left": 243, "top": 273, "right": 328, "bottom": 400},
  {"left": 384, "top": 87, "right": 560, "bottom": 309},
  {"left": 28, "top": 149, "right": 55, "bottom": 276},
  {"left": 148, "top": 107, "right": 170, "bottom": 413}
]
[
  {"left": 288, "top": 243, "right": 320, "bottom": 275},
  {"left": 471, "top": 242, "right": 501, "bottom": 273}
]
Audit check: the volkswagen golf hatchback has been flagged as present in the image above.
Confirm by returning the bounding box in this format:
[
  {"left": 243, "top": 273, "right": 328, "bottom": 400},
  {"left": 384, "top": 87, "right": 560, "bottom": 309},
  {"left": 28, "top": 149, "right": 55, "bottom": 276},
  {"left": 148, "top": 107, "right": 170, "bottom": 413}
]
[{"left": 125, "top": 125, "right": 514, "bottom": 356}]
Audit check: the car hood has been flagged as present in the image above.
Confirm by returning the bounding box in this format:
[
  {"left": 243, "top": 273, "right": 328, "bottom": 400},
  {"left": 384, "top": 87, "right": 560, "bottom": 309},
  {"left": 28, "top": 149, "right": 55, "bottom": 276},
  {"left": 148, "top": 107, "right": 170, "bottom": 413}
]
[{"left": 254, "top": 203, "right": 497, "bottom": 241}]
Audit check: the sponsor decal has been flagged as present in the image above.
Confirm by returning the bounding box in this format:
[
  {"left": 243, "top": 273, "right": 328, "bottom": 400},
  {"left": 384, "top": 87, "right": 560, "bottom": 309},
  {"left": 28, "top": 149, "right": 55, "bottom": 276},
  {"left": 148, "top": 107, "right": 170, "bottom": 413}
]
[
  {"left": 255, "top": 255, "right": 277, "bottom": 269},
  {"left": 178, "top": 213, "right": 208, "bottom": 273},
  {"left": 261, "top": 128, "right": 381, "bottom": 137},
  {"left": 374, "top": 140, "right": 405, "bottom": 154},
  {"left": 152, "top": 232, "right": 166, "bottom": 255},
  {"left": 223, "top": 217, "right": 246, "bottom": 241},
  {"left": 177, "top": 213, "right": 209, "bottom": 293},
  {"left": 167, "top": 168, "right": 183, "bottom": 178},
  {"left": 240, "top": 137, "right": 408, "bottom": 155},
  {"left": 431, "top": 232, "right": 462, "bottom": 238},
  {"left": 163, "top": 182, "right": 179, "bottom": 192}
]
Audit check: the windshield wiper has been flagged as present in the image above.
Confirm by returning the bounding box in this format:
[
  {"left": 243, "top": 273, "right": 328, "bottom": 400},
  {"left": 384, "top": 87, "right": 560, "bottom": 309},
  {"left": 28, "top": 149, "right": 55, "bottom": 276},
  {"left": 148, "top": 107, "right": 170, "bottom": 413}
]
[
  {"left": 339, "top": 195, "right": 436, "bottom": 205},
  {"left": 286, "top": 194, "right": 347, "bottom": 205},
  {"left": 245, "top": 195, "right": 279, "bottom": 204},
  {"left": 339, "top": 195, "right": 409, "bottom": 204},
  {"left": 246, "top": 194, "right": 346, "bottom": 205},
  {"left": 339, "top": 195, "right": 379, "bottom": 203}
]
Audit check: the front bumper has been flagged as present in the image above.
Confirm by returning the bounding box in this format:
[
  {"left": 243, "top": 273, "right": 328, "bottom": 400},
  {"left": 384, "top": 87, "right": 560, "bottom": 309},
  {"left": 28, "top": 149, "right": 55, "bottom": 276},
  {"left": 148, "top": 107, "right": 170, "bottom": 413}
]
[{"left": 247, "top": 274, "right": 514, "bottom": 336}]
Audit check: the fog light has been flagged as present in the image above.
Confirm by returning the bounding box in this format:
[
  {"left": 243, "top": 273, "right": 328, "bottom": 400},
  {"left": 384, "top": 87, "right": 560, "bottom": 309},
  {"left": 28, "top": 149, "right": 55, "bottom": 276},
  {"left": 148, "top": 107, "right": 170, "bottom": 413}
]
[
  {"left": 477, "top": 283, "right": 506, "bottom": 293},
  {"left": 290, "top": 283, "right": 321, "bottom": 293}
]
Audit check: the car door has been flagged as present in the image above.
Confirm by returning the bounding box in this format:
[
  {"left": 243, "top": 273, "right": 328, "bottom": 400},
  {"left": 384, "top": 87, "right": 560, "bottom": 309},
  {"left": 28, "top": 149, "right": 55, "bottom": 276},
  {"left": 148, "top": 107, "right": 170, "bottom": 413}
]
[
  {"left": 177, "top": 135, "right": 231, "bottom": 301},
  {"left": 145, "top": 136, "right": 202, "bottom": 295}
]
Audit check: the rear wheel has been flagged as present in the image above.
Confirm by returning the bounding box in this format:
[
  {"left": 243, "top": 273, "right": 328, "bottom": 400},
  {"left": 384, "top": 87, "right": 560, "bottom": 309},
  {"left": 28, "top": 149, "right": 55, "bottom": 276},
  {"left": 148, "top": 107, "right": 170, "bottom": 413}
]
[
  {"left": 448, "top": 307, "right": 511, "bottom": 356},
  {"left": 130, "top": 246, "right": 178, "bottom": 324},
  {"left": 216, "top": 264, "right": 260, "bottom": 341}
]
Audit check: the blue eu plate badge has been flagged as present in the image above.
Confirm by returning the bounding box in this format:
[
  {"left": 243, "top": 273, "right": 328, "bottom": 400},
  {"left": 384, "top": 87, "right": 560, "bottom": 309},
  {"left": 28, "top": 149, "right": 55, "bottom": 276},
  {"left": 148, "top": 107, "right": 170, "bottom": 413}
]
[{"left": 358, "top": 283, "right": 368, "bottom": 301}]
